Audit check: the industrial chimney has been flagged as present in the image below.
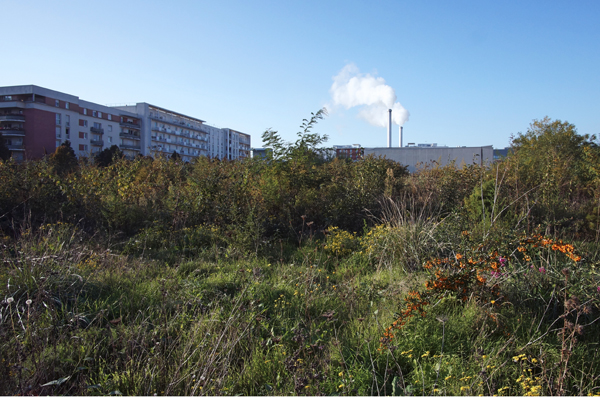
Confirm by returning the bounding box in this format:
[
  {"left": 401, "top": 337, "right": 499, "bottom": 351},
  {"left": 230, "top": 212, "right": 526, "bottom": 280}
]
[
  {"left": 399, "top": 126, "right": 403, "bottom": 148},
  {"left": 387, "top": 109, "right": 392, "bottom": 148}
]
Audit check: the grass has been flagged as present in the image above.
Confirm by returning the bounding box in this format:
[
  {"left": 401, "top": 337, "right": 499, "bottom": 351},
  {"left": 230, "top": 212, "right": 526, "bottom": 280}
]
[{"left": 1, "top": 216, "right": 599, "bottom": 396}]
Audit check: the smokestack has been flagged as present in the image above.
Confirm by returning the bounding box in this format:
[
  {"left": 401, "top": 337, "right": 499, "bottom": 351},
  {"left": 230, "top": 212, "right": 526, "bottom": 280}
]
[
  {"left": 399, "top": 126, "right": 403, "bottom": 148},
  {"left": 387, "top": 109, "right": 392, "bottom": 148}
]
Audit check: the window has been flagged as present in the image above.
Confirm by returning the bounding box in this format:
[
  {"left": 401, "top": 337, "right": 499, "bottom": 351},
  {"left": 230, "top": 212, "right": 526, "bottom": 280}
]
[
  {"left": 55, "top": 100, "right": 60, "bottom": 107},
  {"left": 55, "top": 127, "right": 61, "bottom": 138},
  {"left": 83, "top": 108, "right": 87, "bottom": 115},
  {"left": 93, "top": 122, "right": 102, "bottom": 129},
  {"left": 56, "top": 140, "right": 61, "bottom": 148},
  {"left": 65, "top": 128, "right": 70, "bottom": 139},
  {"left": 56, "top": 113, "right": 61, "bottom": 125},
  {"left": 79, "top": 132, "right": 88, "bottom": 139},
  {"left": 108, "top": 136, "right": 113, "bottom": 143},
  {"left": 79, "top": 144, "right": 88, "bottom": 151},
  {"left": 98, "top": 112, "right": 102, "bottom": 119},
  {"left": 107, "top": 114, "right": 111, "bottom": 121},
  {"left": 92, "top": 110, "right": 97, "bottom": 117},
  {"left": 108, "top": 125, "right": 112, "bottom": 132},
  {"left": 65, "top": 102, "right": 69, "bottom": 110},
  {"left": 65, "top": 115, "right": 70, "bottom": 127},
  {"left": 3, "top": 95, "right": 12, "bottom": 101}
]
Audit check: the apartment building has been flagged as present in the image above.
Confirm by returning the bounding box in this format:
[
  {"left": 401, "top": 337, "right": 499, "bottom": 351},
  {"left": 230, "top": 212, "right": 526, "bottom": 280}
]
[
  {"left": 114, "top": 103, "right": 209, "bottom": 162},
  {"left": 0, "top": 85, "right": 250, "bottom": 162}
]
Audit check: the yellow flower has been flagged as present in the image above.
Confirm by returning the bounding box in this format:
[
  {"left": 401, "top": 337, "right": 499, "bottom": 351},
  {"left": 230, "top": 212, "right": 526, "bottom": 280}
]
[
  {"left": 339, "top": 371, "right": 344, "bottom": 376},
  {"left": 339, "top": 384, "right": 344, "bottom": 388}
]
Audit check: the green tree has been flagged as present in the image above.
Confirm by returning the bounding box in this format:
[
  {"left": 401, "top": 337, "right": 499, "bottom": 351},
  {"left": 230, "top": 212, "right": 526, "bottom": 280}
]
[
  {"left": 509, "top": 117, "right": 597, "bottom": 230},
  {"left": 0, "top": 133, "right": 11, "bottom": 161},
  {"left": 49, "top": 140, "right": 78, "bottom": 175},
  {"left": 95, "top": 145, "right": 124, "bottom": 167},
  {"left": 261, "top": 108, "right": 329, "bottom": 163}
]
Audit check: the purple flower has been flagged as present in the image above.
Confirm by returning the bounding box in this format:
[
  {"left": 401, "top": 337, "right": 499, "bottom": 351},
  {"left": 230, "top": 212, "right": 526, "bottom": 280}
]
[
  {"left": 597, "top": 286, "right": 600, "bottom": 293},
  {"left": 499, "top": 257, "right": 507, "bottom": 267},
  {"left": 530, "top": 265, "right": 535, "bottom": 269},
  {"left": 491, "top": 271, "right": 500, "bottom": 278},
  {"left": 539, "top": 267, "right": 546, "bottom": 274}
]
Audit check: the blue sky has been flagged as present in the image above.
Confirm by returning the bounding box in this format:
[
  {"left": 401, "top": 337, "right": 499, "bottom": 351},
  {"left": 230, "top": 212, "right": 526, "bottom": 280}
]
[{"left": 4, "top": 0, "right": 599, "bottom": 149}]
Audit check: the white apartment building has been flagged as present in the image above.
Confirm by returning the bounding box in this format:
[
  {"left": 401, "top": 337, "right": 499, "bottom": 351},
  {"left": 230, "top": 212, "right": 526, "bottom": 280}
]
[{"left": 114, "top": 103, "right": 251, "bottom": 162}]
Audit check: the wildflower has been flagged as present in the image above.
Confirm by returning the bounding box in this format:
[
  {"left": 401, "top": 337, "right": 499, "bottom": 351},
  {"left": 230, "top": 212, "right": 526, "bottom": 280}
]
[
  {"left": 26, "top": 299, "right": 32, "bottom": 306},
  {"left": 539, "top": 267, "right": 546, "bottom": 274},
  {"left": 305, "top": 385, "right": 310, "bottom": 389},
  {"left": 6, "top": 297, "right": 13, "bottom": 304},
  {"left": 491, "top": 300, "right": 496, "bottom": 304},
  {"left": 531, "top": 358, "right": 538, "bottom": 364},
  {"left": 339, "top": 371, "right": 343, "bottom": 376},
  {"left": 461, "top": 386, "right": 469, "bottom": 391},
  {"left": 445, "top": 376, "right": 452, "bottom": 381},
  {"left": 338, "top": 384, "right": 344, "bottom": 388},
  {"left": 499, "top": 257, "right": 507, "bottom": 266}
]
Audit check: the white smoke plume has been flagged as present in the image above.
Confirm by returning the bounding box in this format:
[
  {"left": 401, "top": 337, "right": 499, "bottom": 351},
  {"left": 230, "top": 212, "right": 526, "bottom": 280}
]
[{"left": 330, "top": 63, "right": 409, "bottom": 128}]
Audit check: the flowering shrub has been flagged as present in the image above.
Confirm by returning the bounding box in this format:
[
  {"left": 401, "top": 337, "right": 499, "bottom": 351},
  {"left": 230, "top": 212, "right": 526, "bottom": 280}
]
[
  {"left": 379, "top": 233, "right": 585, "bottom": 350},
  {"left": 324, "top": 227, "right": 358, "bottom": 258}
]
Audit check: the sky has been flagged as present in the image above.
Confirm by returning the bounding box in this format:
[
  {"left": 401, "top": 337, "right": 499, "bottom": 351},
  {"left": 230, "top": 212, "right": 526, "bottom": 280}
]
[{"left": 4, "top": 0, "right": 600, "bottom": 149}]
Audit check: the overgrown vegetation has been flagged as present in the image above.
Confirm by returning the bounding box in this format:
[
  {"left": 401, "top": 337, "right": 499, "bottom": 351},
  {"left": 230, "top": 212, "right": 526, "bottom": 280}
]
[{"left": 1, "top": 115, "right": 599, "bottom": 395}]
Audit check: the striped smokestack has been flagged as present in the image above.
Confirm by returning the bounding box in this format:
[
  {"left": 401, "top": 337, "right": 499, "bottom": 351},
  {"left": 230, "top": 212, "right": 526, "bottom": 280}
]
[{"left": 387, "top": 109, "right": 392, "bottom": 148}]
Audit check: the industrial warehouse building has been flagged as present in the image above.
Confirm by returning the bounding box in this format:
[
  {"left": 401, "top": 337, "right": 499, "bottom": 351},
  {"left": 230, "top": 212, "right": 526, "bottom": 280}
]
[
  {"left": 0, "top": 85, "right": 250, "bottom": 162},
  {"left": 365, "top": 145, "right": 494, "bottom": 173}
]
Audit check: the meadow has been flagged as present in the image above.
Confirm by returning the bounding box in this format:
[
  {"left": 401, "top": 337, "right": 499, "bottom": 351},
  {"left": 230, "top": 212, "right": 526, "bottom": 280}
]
[{"left": 1, "top": 116, "right": 599, "bottom": 396}]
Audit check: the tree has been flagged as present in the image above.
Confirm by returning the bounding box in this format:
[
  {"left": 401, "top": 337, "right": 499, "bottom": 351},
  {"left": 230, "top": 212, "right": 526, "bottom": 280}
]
[
  {"left": 261, "top": 108, "right": 329, "bottom": 163},
  {"left": 49, "top": 140, "right": 78, "bottom": 175},
  {"left": 170, "top": 151, "right": 181, "bottom": 161},
  {"left": 510, "top": 117, "right": 597, "bottom": 229},
  {"left": 95, "top": 145, "right": 124, "bottom": 167},
  {"left": 0, "top": 133, "right": 11, "bottom": 161}
]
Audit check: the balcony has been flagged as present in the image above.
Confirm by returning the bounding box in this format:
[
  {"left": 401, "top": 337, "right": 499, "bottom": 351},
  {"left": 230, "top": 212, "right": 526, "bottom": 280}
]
[
  {"left": 91, "top": 139, "right": 104, "bottom": 147},
  {"left": 0, "top": 128, "right": 25, "bottom": 137},
  {"left": 0, "top": 115, "right": 25, "bottom": 122},
  {"left": 120, "top": 121, "right": 141, "bottom": 129},
  {"left": 120, "top": 143, "right": 141, "bottom": 150},
  {"left": 90, "top": 127, "right": 104, "bottom": 134},
  {"left": 120, "top": 132, "right": 141, "bottom": 140}
]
